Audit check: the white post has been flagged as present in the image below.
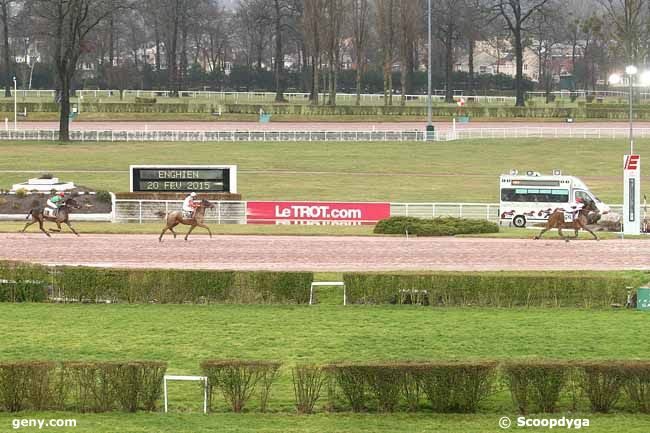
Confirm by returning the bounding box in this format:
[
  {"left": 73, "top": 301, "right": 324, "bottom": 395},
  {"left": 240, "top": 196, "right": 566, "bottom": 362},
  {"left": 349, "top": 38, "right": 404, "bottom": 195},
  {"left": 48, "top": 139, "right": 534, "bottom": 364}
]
[
  {"left": 164, "top": 377, "right": 168, "bottom": 413},
  {"left": 13, "top": 77, "right": 17, "bottom": 130},
  {"left": 203, "top": 378, "right": 208, "bottom": 414}
]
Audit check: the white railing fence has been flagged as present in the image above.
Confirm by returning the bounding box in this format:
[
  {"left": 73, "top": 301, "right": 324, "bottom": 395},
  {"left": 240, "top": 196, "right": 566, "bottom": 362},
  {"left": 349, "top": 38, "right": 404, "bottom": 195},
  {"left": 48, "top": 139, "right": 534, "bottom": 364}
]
[
  {"left": 113, "top": 200, "right": 246, "bottom": 224},
  {"left": 0, "top": 129, "right": 426, "bottom": 142},
  {"left": 113, "top": 199, "right": 625, "bottom": 224}
]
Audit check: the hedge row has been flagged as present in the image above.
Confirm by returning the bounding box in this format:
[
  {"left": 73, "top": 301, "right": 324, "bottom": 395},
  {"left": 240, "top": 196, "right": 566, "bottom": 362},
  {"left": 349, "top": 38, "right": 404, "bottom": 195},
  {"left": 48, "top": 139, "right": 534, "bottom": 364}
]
[
  {"left": 374, "top": 217, "right": 499, "bottom": 236},
  {"left": 342, "top": 272, "right": 643, "bottom": 308},
  {"left": 0, "top": 361, "right": 166, "bottom": 413},
  {"left": 201, "top": 360, "right": 282, "bottom": 413},
  {"left": 0, "top": 261, "right": 312, "bottom": 304},
  {"left": 294, "top": 360, "right": 650, "bottom": 414},
  {"left": 3, "top": 359, "right": 650, "bottom": 414}
]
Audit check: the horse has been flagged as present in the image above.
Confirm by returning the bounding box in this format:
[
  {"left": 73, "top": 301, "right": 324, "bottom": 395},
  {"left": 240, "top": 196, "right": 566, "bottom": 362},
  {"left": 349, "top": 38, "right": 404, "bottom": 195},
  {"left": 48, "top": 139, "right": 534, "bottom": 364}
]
[
  {"left": 21, "top": 198, "right": 81, "bottom": 237},
  {"left": 159, "top": 199, "right": 215, "bottom": 242},
  {"left": 534, "top": 199, "right": 600, "bottom": 241}
]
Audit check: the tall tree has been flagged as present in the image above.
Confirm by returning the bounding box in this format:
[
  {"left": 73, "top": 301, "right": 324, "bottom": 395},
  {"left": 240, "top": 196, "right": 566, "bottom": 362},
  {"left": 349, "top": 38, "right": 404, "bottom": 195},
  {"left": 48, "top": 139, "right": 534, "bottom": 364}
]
[
  {"left": 493, "top": 0, "right": 552, "bottom": 106},
  {"left": 324, "top": 0, "right": 343, "bottom": 105},
  {"left": 398, "top": 0, "right": 418, "bottom": 105},
  {"left": 432, "top": 0, "right": 461, "bottom": 103},
  {"left": 0, "top": 0, "right": 16, "bottom": 97},
  {"left": 600, "top": 0, "right": 645, "bottom": 66},
  {"left": 376, "top": 0, "right": 396, "bottom": 106},
  {"left": 304, "top": 0, "right": 325, "bottom": 104},
  {"left": 351, "top": 0, "right": 369, "bottom": 105},
  {"left": 32, "top": 0, "right": 122, "bottom": 141}
]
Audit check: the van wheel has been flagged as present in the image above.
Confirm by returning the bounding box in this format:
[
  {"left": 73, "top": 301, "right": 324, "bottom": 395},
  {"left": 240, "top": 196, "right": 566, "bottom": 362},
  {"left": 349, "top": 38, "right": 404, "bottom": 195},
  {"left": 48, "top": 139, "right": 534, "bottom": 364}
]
[{"left": 513, "top": 215, "right": 526, "bottom": 228}]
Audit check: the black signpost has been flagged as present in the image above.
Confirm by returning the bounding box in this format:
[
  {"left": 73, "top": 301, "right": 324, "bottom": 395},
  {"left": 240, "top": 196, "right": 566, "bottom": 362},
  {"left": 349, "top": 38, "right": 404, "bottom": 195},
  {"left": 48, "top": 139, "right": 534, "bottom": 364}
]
[{"left": 129, "top": 165, "right": 238, "bottom": 193}]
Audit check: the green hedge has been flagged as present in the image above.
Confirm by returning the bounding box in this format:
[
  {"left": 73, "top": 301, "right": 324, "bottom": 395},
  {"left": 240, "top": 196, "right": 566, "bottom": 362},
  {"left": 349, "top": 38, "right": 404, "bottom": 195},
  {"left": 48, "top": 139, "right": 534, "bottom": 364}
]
[
  {"left": 374, "top": 216, "right": 498, "bottom": 236},
  {"left": 0, "top": 261, "right": 312, "bottom": 304},
  {"left": 0, "top": 360, "right": 166, "bottom": 413},
  {"left": 0, "top": 261, "right": 49, "bottom": 302},
  {"left": 342, "top": 272, "right": 642, "bottom": 307}
]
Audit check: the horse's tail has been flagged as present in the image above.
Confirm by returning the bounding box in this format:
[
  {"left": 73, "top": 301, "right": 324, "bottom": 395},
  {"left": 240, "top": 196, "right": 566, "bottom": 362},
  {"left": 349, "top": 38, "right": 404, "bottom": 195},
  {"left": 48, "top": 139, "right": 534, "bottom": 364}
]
[{"left": 155, "top": 210, "right": 166, "bottom": 218}]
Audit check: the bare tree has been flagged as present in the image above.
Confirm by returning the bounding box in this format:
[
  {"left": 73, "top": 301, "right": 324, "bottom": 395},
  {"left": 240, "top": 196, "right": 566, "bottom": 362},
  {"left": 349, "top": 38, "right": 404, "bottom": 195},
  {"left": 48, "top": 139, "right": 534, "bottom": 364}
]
[
  {"left": 398, "top": 0, "right": 419, "bottom": 105},
  {"left": 0, "top": 0, "right": 17, "bottom": 97},
  {"left": 351, "top": 0, "right": 369, "bottom": 105},
  {"left": 324, "top": 0, "right": 343, "bottom": 105},
  {"left": 304, "top": 0, "right": 325, "bottom": 104},
  {"left": 600, "top": 0, "right": 645, "bottom": 65},
  {"left": 493, "top": 0, "right": 552, "bottom": 106},
  {"left": 432, "top": 0, "right": 461, "bottom": 103},
  {"left": 31, "top": 0, "right": 123, "bottom": 141},
  {"left": 376, "top": 0, "right": 396, "bottom": 105}
]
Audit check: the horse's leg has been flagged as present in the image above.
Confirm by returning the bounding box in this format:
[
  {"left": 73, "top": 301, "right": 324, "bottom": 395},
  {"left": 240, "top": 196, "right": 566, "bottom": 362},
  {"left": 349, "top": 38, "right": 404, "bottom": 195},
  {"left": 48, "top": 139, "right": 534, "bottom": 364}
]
[
  {"left": 169, "top": 222, "right": 180, "bottom": 239},
  {"left": 578, "top": 222, "right": 599, "bottom": 240},
  {"left": 534, "top": 227, "right": 548, "bottom": 240},
  {"left": 159, "top": 226, "right": 169, "bottom": 242},
  {"left": 557, "top": 225, "right": 569, "bottom": 242},
  {"left": 49, "top": 221, "right": 62, "bottom": 232},
  {"left": 64, "top": 221, "right": 79, "bottom": 237},
  {"left": 38, "top": 218, "right": 51, "bottom": 238},
  {"left": 21, "top": 215, "right": 36, "bottom": 233},
  {"left": 184, "top": 225, "right": 196, "bottom": 241},
  {"left": 197, "top": 223, "right": 212, "bottom": 238}
]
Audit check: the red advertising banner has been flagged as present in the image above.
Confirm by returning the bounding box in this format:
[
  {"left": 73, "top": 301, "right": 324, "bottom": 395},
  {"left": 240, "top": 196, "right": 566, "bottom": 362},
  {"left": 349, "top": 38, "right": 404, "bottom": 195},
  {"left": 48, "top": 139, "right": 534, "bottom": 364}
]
[{"left": 246, "top": 201, "right": 390, "bottom": 225}]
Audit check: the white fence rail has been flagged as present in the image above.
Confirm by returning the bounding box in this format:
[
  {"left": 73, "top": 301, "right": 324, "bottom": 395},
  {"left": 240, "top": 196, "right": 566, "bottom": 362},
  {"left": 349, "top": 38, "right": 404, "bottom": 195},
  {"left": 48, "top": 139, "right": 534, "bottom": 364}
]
[
  {"left": 0, "top": 129, "right": 426, "bottom": 142},
  {"left": 438, "top": 128, "right": 650, "bottom": 141},
  {"left": 113, "top": 200, "right": 246, "bottom": 224},
  {"left": 114, "top": 200, "right": 625, "bottom": 224}
]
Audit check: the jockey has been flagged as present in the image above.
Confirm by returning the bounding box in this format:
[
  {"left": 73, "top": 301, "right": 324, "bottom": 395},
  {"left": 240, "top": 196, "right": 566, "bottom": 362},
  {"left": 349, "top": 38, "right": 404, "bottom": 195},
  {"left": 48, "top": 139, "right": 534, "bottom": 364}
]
[
  {"left": 182, "top": 192, "right": 200, "bottom": 218},
  {"left": 564, "top": 197, "right": 584, "bottom": 220},
  {"left": 47, "top": 192, "right": 65, "bottom": 214}
]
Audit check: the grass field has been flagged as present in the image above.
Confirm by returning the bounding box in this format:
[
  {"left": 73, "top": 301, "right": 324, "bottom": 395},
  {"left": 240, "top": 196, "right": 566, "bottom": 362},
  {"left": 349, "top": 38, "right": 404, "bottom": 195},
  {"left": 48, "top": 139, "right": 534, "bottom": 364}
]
[
  {"left": 1, "top": 138, "right": 648, "bottom": 203},
  {"left": 1, "top": 303, "right": 649, "bottom": 432}
]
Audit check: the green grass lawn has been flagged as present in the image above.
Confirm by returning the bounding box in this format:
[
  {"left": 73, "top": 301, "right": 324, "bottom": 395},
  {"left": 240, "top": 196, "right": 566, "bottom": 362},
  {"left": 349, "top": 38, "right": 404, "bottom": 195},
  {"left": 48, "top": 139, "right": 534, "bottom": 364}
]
[
  {"left": 1, "top": 303, "right": 649, "bottom": 432},
  {"left": 1, "top": 138, "right": 648, "bottom": 203}
]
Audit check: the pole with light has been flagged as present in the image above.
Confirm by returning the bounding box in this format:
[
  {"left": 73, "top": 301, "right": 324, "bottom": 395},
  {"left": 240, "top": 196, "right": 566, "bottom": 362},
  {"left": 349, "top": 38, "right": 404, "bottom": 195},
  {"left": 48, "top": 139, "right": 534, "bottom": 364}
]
[
  {"left": 609, "top": 67, "right": 650, "bottom": 235},
  {"left": 426, "top": 0, "right": 433, "bottom": 140},
  {"left": 12, "top": 76, "right": 16, "bottom": 131}
]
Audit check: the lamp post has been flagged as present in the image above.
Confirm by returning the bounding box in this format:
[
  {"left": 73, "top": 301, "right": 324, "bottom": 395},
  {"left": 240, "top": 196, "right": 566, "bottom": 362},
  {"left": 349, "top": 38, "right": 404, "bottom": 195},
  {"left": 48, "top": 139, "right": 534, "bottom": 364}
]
[
  {"left": 426, "top": 0, "right": 433, "bottom": 140},
  {"left": 625, "top": 65, "right": 638, "bottom": 154},
  {"left": 12, "top": 76, "right": 17, "bottom": 131},
  {"left": 610, "top": 67, "right": 649, "bottom": 236}
]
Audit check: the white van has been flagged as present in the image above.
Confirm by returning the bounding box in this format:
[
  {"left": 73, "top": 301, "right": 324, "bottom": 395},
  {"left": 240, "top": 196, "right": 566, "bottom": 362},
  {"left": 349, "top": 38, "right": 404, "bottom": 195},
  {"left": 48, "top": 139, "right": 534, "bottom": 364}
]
[{"left": 499, "top": 170, "right": 610, "bottom": 228}]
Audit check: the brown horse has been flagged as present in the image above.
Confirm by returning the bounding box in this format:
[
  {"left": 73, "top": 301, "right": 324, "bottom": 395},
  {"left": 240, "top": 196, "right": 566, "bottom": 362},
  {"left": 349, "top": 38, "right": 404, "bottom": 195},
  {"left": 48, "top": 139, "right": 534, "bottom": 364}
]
[
  {"left": 159, "top": 199, "right": 215, "bottom": 242},
  {"left": 534, "top": 199, "right": 599, "bottom": 241},
  {"left": 22, "top": 198, "right": 81, "bottom": 237}
]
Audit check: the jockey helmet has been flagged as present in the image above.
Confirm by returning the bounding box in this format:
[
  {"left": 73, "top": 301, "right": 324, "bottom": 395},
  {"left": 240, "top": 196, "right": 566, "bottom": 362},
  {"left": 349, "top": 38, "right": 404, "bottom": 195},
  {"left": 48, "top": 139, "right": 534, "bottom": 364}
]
[
  {"left": 57, "top": 192, "right": 65, "bottom": 197},
  {"left": 190, "top": 192, "right": 197, "bottom": 197}
]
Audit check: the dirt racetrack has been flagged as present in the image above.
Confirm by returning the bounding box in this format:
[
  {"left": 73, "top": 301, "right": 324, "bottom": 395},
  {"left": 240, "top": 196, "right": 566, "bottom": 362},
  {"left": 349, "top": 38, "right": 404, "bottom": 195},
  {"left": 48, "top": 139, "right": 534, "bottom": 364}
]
[{"left": 1, "top": 234, "right": 648, "bottom": 271}]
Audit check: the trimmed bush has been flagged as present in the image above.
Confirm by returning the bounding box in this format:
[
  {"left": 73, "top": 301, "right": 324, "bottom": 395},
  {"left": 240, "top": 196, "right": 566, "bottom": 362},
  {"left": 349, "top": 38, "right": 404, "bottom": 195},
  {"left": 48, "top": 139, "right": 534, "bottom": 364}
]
[
  {"left": 577, "top": 361, "right": 626, "bottom": 413},
  {"left": 0, "top": 261, "right": 49, "bottom": 302},
  {"left": 363, "top": 365, "right": 404, "bottom": 412},
  {"left": 343, "top": 272, "right": 639, "bottom": 307},
  {"left": 63, "top": 361, "right": 167, "bottom": 413},
  {"left": 201, "top": 360, "right": 280, "bottom": 412},
  {"left": 292, "top": 365, "right": 326, "bottom": 414},
  {"left": 622, "top": 361, "right": 650, "bottom": 413},
  {"left": 503, "top": 360, "right": 571, "bottom": 414},
  {"left": 2, "top": 263, "right": 312, "bottom": 305},
  {"left": 0, "top": 361, "right": 56, "bottom": 412},
  {"left": 327, "top": 364, "right": 368, "bottom": 412},
  {"left": 412, "top": 361, "right": 497, "bottom": 413},
  {"left": 374, "top": 216, "right": 498, "bottom": 236}
]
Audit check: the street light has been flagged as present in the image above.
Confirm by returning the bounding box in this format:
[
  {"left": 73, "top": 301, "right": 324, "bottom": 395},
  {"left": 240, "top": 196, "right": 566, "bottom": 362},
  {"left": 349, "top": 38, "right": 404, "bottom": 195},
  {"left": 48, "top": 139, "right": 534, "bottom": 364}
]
[
  {"left": 12, "top": 76, "right": 16, "bottom": 131},
  {"left": 426, "top": 0, "right": 433, "bottom": 140}
]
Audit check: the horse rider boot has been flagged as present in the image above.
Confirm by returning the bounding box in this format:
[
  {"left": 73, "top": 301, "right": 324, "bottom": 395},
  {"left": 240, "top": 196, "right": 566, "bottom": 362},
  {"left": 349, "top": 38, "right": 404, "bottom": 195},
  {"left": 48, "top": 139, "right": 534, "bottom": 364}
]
[
  {"left": 45, "top": 192, "right": 65, "bottom": 218},
  {"left": 182, "top": 192, "right": 199, "bottom": 219}
]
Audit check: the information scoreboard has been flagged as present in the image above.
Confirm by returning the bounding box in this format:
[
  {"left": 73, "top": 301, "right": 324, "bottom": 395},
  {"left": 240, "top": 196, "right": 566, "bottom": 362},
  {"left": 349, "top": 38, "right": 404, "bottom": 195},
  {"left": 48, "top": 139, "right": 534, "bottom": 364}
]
[{"left": 129, "top": 165, "right": 238, "bottom": 193}]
